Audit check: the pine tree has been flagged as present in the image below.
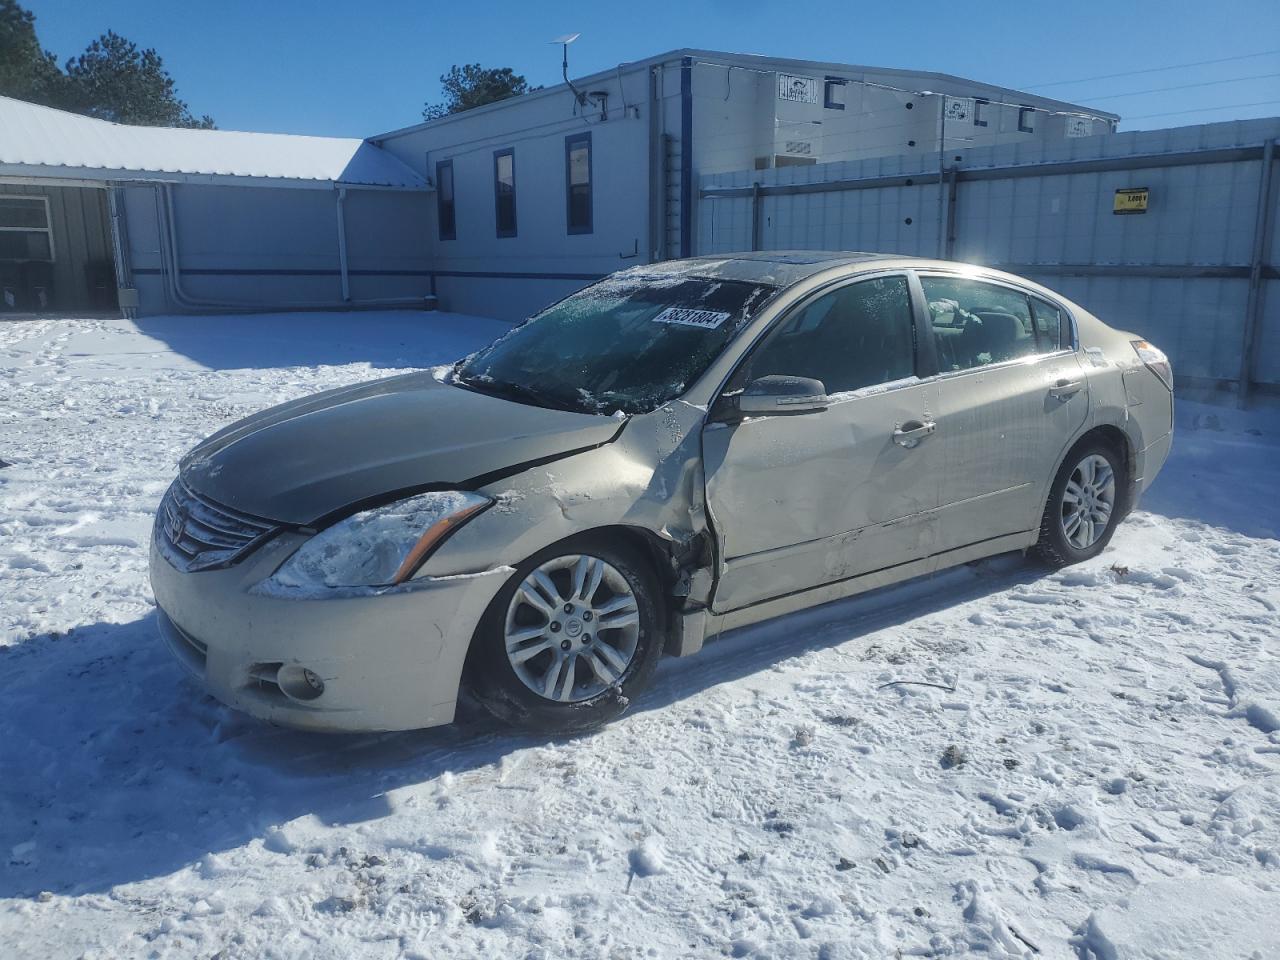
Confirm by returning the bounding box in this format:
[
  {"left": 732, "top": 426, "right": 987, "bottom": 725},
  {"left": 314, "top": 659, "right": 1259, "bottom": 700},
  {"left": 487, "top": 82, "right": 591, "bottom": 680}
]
[
  {"left": 423, "top": 64, "right": 534, "bottom": 121},
  {"left": 0, "top": 0, "right": 64, "bottom": 106},
  {"left": 0, "top": 2, "right": 214, "bottom": 128},
  {"left": 63, "top": 31, "right": 214, "bottom": 128}
]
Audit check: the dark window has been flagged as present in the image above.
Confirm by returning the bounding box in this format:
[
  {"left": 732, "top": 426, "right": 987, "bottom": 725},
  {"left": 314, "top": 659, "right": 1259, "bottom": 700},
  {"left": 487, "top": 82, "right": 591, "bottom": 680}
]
[
  {"left": 435, "top": 159, "right": 455, "bottom": 241},
  {"left": 1030, "top": 296, "right": 1066, "bottom": 350},
  {"left": 823, "top": 77, "right": 847, "bottom": 110},
  {"left": 1018, "top": 106, "right": 1036, "bottom": 133},
  {"left": 739, "top": 276, "right": 915, "bottom": 395},
  {"left": 974, "top": 98, "right": 989, "bottom": 127},
  {"left": 921, "top": 276, "right": 1040, "bottom": 371},
  {"left": 493, "top": 148, "right": 516, "bottom": 238},
  {"left": 456, "top": 275, "right": 777, "bottom": 415},
  {"left": 0, "top": 196, "right": 53, "bottom": 261},
  {"left": 565, "top": 133, "right": 592, "bottom": 234}
]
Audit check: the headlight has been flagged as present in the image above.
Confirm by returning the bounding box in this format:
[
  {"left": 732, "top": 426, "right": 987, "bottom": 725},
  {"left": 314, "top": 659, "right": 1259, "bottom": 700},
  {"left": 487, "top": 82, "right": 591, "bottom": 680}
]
[{"left": 268, "top": 491, "right": 491, "bottom": 590}]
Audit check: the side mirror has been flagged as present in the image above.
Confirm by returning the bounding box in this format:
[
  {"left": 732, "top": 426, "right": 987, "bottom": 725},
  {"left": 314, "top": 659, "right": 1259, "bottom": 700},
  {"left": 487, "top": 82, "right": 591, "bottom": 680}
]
[{"left": 736, "top": 375, "right": 828, "bottom": 417}]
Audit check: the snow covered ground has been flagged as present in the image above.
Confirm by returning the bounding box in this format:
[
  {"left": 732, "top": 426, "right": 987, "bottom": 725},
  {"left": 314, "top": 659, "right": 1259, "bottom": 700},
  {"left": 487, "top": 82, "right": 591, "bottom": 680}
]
[{"left": 2, "top": 311, "right": 1279, "bottom": 960}]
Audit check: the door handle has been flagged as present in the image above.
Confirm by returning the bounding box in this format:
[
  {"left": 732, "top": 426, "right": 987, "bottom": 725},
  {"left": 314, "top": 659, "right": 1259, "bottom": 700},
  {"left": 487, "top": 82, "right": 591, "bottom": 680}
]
[
  {"left": 1050, "top": 378, "right": 1084, "bottom": 401},
  {"left": 892, "top": 419, "right": 936, "bottom": 448}
]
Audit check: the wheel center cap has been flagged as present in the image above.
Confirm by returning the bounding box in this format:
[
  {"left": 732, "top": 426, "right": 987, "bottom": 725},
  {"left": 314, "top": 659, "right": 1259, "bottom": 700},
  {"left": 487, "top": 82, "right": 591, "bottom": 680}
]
[{"left": 565, "top": 619, "right": 584, "bottom": 638}]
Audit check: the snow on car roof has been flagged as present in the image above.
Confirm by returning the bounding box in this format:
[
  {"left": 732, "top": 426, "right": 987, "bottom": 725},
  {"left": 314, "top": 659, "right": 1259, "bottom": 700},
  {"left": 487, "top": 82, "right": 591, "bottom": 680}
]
[
  {"left": 0, "top": 95, "right": 426, "bottom": 190},
  {"left": 626, "top": 251, "right": 919, "bottom": 287}
]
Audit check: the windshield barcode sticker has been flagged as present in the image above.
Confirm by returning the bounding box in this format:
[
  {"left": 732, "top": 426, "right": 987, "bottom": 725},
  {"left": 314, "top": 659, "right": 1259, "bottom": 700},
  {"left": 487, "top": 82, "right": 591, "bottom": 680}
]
[{"left": 652, "top": 307, "right": 731, "bottom": 329}]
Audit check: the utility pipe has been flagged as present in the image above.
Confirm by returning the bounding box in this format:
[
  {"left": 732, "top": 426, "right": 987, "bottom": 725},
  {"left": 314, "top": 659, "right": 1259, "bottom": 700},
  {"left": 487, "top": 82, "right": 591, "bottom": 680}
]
[{"left": 158, "top": 183, "right": 426, "bottom": 312}]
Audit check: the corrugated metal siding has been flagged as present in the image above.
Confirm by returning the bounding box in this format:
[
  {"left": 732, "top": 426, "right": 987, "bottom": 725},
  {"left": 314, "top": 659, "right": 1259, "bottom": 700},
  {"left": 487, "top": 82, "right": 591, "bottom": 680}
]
[
  {"left": 699, "top": 118, "right": 1280, "bottom": 389},
  {"left": 119, "top": 182, "right": 433, "bottom": 313},
  {"left": 1, "top": 183, "right": 113, "bottom": 312}
]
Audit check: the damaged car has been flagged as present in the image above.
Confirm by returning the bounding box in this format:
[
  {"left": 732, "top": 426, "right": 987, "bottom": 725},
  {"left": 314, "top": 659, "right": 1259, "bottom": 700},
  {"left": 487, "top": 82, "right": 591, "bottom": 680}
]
[{"left": 150, "top": 252, "right": 1173, "bottom": 733}]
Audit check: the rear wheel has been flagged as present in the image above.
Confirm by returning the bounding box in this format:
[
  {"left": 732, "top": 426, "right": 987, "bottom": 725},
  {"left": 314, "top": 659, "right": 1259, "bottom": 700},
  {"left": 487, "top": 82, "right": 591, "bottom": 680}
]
[
  {"left": 468, "top": 535, "right": 663, "bottom": 733},
  {"left": 1034, "top": 440, "right": 1125, "bottom": 567}
]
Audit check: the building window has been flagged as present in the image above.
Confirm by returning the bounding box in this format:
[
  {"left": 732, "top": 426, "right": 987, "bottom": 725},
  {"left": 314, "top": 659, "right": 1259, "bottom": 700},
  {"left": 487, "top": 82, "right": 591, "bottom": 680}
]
[
  {"left": 435, "top": 159, "right": 455, "bottom": 241},
  {"left": 1018, "top": 106, "right": 1036, "bottom": 133},
  {"left": 565, "top": 132, "right": 592, "bottom": 235},
  {"left": 0, "top": 195, "right": 54, "bottom": 261},
  {"left": 823, "top": 76, "right": 847, "bottom": 110},
  {"left": 974, "top": 98, "right": 989, "bottom": 127},
  {"left": 493, "top": 147, "right": 517, "bottom": 238}
]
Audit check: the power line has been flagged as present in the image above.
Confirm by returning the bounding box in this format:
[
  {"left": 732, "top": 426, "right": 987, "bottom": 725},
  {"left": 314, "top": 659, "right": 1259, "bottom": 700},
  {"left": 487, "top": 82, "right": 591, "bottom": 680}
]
[
  {"left": 1026, "top": 49, "right": 1280, "bottom": 90},
  {"left": 1122, "top": 99, "right": 1280, "bottom": 121},
  {"left": 1082, "top": 72, "right": 1280, "bottom": 103}
]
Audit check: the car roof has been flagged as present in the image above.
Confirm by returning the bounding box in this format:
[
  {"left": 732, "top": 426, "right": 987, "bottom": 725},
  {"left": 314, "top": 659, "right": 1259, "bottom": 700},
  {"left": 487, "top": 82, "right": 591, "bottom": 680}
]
[{"left": 624, "top": 251, "right": 926, "bottom": 287}]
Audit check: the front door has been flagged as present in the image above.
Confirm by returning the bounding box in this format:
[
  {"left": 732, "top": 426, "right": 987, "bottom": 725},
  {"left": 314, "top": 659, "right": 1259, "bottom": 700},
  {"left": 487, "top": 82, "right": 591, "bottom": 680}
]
[
  {"left": 916, "top": 273, "right": 1091, "bottom": 553},
  {"left": 702, "top": 273, "right": 941, "bottom": 613}
]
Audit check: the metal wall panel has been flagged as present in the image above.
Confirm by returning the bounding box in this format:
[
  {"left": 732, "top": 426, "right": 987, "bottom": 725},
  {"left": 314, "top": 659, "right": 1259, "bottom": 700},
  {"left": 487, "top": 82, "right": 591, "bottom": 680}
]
[
  {"left": 1, "top": 182, "right": 113, "bottom": 311},
  {"left": 120, "top": 183, "right": 432, "bottom": 313},
  {"left": 700, "top": 117, "right": 1280, "bottom": 391}
]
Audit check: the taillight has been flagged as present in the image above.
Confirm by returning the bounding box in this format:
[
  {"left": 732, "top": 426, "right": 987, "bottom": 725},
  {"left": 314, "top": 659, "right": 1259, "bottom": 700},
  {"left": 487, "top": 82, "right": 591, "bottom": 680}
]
[{"left": 1131, "top": 340, "right": 1173, "bottom": 391}]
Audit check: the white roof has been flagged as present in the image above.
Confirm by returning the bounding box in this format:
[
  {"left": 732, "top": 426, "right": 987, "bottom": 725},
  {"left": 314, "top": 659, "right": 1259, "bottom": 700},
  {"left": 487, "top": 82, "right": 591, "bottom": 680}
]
[{"left": 0, "top": 96, "right": 425, "bottom": 190}]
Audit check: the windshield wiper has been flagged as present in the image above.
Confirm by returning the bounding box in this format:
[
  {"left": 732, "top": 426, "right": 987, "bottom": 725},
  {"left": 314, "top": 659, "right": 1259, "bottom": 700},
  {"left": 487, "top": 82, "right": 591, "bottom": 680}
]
[{"left": 453, "top": 373, "right": 585, "bottom": 414}]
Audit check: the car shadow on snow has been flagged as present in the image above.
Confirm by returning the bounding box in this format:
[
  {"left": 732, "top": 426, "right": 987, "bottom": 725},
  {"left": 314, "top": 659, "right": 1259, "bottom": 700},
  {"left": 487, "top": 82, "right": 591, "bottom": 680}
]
[
  {"left": 131, "top": 311, "right": 513, "bottom": 373},
  {"left": 0, "top": 554, "right": 1046, "bottom": 900}
]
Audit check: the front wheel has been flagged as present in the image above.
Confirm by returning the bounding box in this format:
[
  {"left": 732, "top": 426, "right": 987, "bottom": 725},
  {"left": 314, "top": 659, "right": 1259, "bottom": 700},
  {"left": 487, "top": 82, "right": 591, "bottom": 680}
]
[
  {"left": 1033, "top": 441, "right": 1126, "bottom": 567},
  {"left": 467, "top": 536, "right": 664, "bottom": 733}
]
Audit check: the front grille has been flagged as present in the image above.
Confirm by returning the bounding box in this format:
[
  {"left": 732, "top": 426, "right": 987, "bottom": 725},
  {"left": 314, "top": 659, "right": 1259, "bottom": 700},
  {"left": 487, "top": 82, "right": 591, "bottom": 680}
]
[{"left": 156, "top": 478, "right": 280, "bottom": 572}]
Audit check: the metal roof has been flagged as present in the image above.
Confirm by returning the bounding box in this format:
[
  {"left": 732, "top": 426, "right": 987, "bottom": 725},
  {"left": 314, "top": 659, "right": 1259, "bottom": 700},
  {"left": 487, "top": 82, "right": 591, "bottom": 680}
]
[
  {"left": 0, "top": 96, "right": 426, "bottom": 190},
  {"left": 373, "top": 48, "right": 1118, "bottom": 142}
]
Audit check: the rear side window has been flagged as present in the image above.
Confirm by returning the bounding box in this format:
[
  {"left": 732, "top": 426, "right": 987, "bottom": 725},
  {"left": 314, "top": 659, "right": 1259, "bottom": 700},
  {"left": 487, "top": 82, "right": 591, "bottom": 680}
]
[
  {"left": 740, "top": 275, "right": 915, "bottom": 395},
  {"left": 1030, "top": 296, "right": 1066, "bottom": 350},
  {"left": 920, "top": 276, "right": 1039, "bottom": 371}
]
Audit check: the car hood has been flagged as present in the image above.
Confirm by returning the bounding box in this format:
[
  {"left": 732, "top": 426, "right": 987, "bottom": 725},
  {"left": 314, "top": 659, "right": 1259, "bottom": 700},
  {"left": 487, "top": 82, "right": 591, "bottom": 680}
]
[{"left": 180, "top": 371, "right": 622, "bottom": 525}]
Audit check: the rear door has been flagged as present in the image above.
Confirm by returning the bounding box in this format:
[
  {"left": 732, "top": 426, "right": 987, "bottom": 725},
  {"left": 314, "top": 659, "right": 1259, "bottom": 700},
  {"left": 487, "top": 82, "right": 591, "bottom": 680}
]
[
  {"left": 702, "top": 273, "right": 941, "bottom": 612},
  {"left": 915, "top": 272, "right": 1090, "bottom": 553}
]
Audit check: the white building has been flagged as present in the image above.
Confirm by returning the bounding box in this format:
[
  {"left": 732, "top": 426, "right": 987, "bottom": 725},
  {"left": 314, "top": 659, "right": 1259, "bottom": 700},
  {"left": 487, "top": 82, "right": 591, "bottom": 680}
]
[
  {"left": 372, "top": 49, "right": 1119, "bottom": 319},
  {"left": 0, "top": 95, "right": 431, "bottom": 316}
]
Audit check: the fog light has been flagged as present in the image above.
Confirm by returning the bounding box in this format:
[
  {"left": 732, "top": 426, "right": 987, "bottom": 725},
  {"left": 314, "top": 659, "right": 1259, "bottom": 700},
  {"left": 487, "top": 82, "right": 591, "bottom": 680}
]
[{"left": 277, "top": 663, "right": 325, "bottom": 701}]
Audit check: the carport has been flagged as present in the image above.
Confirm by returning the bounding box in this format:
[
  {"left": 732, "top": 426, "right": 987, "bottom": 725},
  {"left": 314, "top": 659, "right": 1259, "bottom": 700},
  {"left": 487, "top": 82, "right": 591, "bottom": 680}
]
[{"left": 0, "top": 95, "right": 433, "bottom": 317}]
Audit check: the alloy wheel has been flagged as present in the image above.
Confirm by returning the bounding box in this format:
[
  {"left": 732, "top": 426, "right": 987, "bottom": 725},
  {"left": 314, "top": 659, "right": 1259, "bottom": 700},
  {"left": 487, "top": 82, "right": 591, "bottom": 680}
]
[
  {"left": 503, "top": 554, "right": 641, "bottom": 703},
  {"left": 1061, "top": 453, "right": 1116, "bottom": 549}
]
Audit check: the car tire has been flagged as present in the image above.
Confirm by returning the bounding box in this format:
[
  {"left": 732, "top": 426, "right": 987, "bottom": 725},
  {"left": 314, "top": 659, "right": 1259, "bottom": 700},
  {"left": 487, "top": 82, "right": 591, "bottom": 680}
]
[
  {"left": 466, "top": 534, "right": 664, "bottom": 734},
  {"left": 1033, "top": 438, "right": 1127, "bottom": 568}
]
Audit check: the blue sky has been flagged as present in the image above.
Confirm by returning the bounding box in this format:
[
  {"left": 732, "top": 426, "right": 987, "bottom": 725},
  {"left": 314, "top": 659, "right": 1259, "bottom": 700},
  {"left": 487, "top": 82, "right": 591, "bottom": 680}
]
[{"left": 24, "top": 0, "right": 1280, "bottom": 138}]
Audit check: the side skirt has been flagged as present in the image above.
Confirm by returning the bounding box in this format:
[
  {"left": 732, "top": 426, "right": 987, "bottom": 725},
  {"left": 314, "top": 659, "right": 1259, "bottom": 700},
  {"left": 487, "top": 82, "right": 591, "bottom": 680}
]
[{"left": 697, "top": 529, "right": 1037, "bottom": 643}]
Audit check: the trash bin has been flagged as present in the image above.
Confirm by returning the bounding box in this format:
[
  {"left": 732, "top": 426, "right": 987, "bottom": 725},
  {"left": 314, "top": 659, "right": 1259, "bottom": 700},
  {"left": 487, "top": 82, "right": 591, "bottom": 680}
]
[
  {"left": 20, "top": 260, "right": 53, "bottom": 311},
  {"left": 0, "top": 261, "right": 20, "bottom": 310}
]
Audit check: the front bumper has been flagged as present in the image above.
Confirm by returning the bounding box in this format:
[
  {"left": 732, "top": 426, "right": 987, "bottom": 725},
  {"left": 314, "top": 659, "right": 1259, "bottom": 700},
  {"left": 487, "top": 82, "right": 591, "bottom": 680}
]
[{"left": 149, "top": 528, "right": 510, "bottom": 732}]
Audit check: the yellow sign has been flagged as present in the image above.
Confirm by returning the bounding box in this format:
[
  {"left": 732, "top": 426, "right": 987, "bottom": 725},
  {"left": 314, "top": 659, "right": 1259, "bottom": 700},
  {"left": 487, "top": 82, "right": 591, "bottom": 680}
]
[{"left": 1113, "top": 187, "right": 1149, "bottom": 215}]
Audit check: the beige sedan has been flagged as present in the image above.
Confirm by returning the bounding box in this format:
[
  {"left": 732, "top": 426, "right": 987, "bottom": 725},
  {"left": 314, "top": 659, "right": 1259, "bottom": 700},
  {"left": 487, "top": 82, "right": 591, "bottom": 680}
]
[{"left": 151, "top": 253, "right": 1174, "bottom": 733}]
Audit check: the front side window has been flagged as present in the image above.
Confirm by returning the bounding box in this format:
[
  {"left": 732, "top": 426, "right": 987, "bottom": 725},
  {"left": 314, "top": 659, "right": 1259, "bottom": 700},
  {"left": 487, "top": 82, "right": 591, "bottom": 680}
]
[
  {"left": 435, "top": 159, "right": 455, "bottom": 241},
  {"left": 1018, "top": 106, "right": 1036, "bottom": 133},
  {"left": 565, "top": 133, "right": 592, "bottom": 234},
  {"left": 736, "top": 275, "right": 916, "bottom": 396},
  {"left": 494, "top": 148, "right": 516, "bottom": 238},
  {"left": 0, "top": 196, "right": 53, "bottom": 261},
  {"left": 921, "top": 276, "right": 1048, "bottom": 371},
  {"left": 455, "top": 275, "right": 776, "bottom": 414}
]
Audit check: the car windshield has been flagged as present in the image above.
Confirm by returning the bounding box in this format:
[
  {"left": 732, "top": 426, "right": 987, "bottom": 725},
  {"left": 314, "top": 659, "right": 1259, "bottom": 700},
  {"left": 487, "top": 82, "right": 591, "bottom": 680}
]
[{"left": 453, "top": 275, "right": 778, "bottom": 415}]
